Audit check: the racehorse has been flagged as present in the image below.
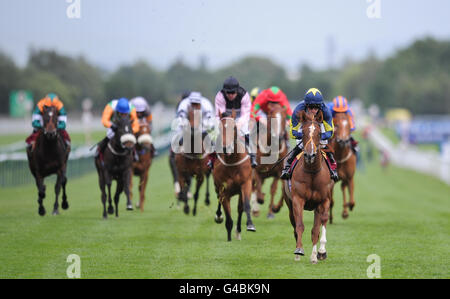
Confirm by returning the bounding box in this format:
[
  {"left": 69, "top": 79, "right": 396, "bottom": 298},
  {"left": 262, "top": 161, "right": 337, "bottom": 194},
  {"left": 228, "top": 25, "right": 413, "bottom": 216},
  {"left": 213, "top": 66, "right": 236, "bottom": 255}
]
[
  {"left": 213, "top": 110, "right": 256, "bottom": 241},
  {"left": 27, "top": 106, "right": 70, "bottom": 216},
  {"left": 252, "top": 102, "right": 288, "bottom": 219},
  {"left": 174, "top": 105, "right": 211, "bottom": 216},
  {"left": 283, "top": 110, "right": 333, "bottom": 263},
  {"left": 94, "top": 116, "right": 136, "bottom": 219},
  {"left": 130, "top": 118, "right": 154, "bottom": 212},
  {"left": 329, "top": 112, "right": 357, "bottom": 223}
]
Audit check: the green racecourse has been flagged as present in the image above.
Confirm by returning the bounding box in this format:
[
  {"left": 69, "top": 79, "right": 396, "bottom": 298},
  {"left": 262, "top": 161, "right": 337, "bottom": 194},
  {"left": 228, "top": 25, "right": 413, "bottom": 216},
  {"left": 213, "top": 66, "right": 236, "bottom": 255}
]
[{"left": 0, "top": 143, "right": 449, "bottom": 278}]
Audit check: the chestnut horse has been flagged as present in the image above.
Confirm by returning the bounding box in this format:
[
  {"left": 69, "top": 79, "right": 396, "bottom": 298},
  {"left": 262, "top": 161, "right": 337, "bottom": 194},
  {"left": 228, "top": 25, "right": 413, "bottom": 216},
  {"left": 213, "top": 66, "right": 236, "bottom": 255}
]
[
  {"left": 213, "top": 111, "right": 256, "bottom": 241},
  {"left": 27, "top": 106, "right": 70, "bottom": 216},
  {"left": 94, "top": 116, "right": 136, "bottom": 219},
  {"left": 174, "top": 106, "right": 211, "bottom": 216},
  {"left": 329, "top": 112, "right": 357, "bottom": 223},
  {"left": 252, "top": 102, "right": 288, "bottom": 218},
  {"left": 130, "top": 118, "right": 154, "bottom": 212},
  {"left": 283, "top": 110, "right": 333, "bottom": 263}
]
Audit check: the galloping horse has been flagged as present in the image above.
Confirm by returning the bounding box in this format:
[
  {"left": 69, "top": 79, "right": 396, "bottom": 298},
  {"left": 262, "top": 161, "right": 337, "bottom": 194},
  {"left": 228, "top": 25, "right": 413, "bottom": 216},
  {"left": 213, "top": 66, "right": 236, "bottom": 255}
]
[
  {"left": 95, "top": 116, "right": 136, "bottom": 219},
  {"left": 27, "top": 106, "right": 70, "bottom": 216},
  {"left": 174, "top": 106, "right": 212, "bottom": 216},
  {"left": 213, "top": 111, "right": 256, "bottom": 241},
  {"left": 283, "top": 110, "right": 333, "bottom": 263},
  {"left": 329, "top": 112, "right": 357, "bottom": 222},
  {"left": 130, "top": 118, "right": 154, "bottom": 212},
  {"left": 252, "top": 102, "right": 288, "bottom": 218}
]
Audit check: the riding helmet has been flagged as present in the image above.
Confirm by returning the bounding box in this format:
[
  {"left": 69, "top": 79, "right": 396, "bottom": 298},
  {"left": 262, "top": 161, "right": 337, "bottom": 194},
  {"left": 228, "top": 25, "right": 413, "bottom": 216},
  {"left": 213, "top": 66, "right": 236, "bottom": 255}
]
[{"left": 116, "top": 98, "right": 130, "bottom": 114}]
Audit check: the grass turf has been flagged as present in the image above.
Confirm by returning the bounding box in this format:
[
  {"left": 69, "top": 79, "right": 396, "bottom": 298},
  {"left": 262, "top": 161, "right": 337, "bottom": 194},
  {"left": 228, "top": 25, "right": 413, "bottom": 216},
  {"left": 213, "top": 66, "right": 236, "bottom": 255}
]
[{"left": 0, "top": 152, "right": 449, "bottom": 278}]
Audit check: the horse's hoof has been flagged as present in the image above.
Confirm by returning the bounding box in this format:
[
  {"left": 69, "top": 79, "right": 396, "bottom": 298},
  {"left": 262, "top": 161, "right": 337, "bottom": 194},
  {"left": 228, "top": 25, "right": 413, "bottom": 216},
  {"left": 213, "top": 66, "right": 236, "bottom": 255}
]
[
  {"left": 267, "top": 212, "right": 275, "bottom": 219},
  {"left": 38, "top": 207, "right": 46, "bottom": 216},
  {"left": 108, "top": 206, "right": 114, "bottom": 214},
  {"left": 271, "top": 206, "right": 281, "bottom": 213},
  {"left": 342, "top": 211, "right": 349, "bottom": 219},
  {"left": 348, "top": 203, "right": 355, "bottom": 211},
  {"left": 252, "top": 210, "right": 260, "bottom": 217},
  {"left": 103, "top": 214, "right": 107, "bottom": 220},
  {"left": 205, "top": 198, "right": 210, "bottom": 206},
  {"left": 236, "top": 232, "right": 241, "bottom": 241},
  {"left": 126, "top": 205, "right": 133, "bottom": 211},
  {"left": 294, "top": 248, "right": 305, "bottom": 256},
  {"left": 183, "top": 205, "right": 190, "bottom": 215},
  {"left": 310, "top": 257, "right": 318, "bottom": 264},
  {"left": 294, "top": 255, "right": 301, "bottom": 261},
  {"left": 246, "top": 224, "right": 256, "bottom": 232},
  {"left": 193, "top": 208, "right": 197, "bottom": 216},
  {"left": 62, "top": 201, "right": 69, "bottom": 210},
  {"left": 214, "top": 215, "right": 224, "bottom": 224},
  {"left": 52, "top": 209, "right": 59, "bottom": 216},
  {"left": 317, "top": 252, "right": 327, "bottom": 260},
  {"left": 257, "top": 198, "right": 264, "bottom": 205}
]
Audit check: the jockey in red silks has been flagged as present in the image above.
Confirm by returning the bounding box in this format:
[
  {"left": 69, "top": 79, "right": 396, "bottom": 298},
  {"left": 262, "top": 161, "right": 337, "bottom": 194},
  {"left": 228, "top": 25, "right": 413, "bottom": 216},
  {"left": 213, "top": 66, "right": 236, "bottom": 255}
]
[
  {"left": 250, "top": 86, "right": 293, "bottom": 146},
  {"left": 327, "top": 96, "right": 360, "bottom": 154},
  {"left": 26, "top": 93, "right": 71, "bottom": 149}
]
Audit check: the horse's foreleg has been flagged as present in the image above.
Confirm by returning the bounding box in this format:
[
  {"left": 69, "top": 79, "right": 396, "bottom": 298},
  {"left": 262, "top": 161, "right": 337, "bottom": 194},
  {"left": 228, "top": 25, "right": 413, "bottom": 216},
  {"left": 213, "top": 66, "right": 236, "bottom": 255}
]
[
  {"left": 329, "top": 185, "right": 335, "bottom": 224},
  {"left": 341, "top": 181, "right": 349, "bottom": 219},
  {"left": 105, "top": 172, "right": 114, "bottom": 215},
  {"left": 267, "top": 177, "right": 279, "bottom": 218},
  {"left": 236, "top": 194, "right": 243, "bottom": 240},
  {"left": 222, "top": 197, "right": 233, "bottom": 242},
  {"left": 139, "top": 171, "right": 149, "bottom": 212},
  {"left": 129, "top": 172, "right": 134, "bottom": 208},
  {"left": 114, "top": 179, "right": 124, "bottom": 218},
  {"left": 205, "top": 173, "right": 210, "bottom": 206},
  {"left": 98, "top": 173, "right": 108, "bottom": 219},
  {"left": 214, "top": 200, "right": 223, "bottom": 224},
  {"left": 292, "top": 194, "right": 305, "bottom": 260},
  {"left": 193, "top": 175, "right": 203, "bottom": 216},
  {"left": 52, "top": 171, "right": 63, "bottom": 215},
  {"left": 318, "top": 199, "right": 330, "bottom": 261},
  {"left": 124, "top": 169, "right": 133, "bottom": 211},
  {"left": 35, "top": 175, "right": 46, "bottom": 216},
  {"left": 242, "top": 180, "right": 256, "bottom": 232},
  {"left": 310, "top": 210, "right": 322, "bottom": 264},
  {"left": 348, "top": 177, "right": 355, "bottom": 211},
  {"left": 61, "top": 175, "right": 69, "bottom": 210}
]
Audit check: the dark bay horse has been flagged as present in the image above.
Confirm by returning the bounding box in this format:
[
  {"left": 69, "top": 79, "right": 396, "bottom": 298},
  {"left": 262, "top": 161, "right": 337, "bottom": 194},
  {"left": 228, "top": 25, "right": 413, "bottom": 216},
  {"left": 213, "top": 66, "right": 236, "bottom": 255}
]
[
  {"left": 174, "top": 105, "right": 212, "bottom": 216},
  {"left": 130, "top": 118, "right": 154, "bottom": 212},
  {"left": 95, "top": 116, "right": 136, "bottom": 219},
  {"left": 329, "top": 112, "right": 357, "bottom": 222},
  {"left": 252, "top": 102, "right": 288, "bottom": 219},
  {"left": 213, "top": 111, "right": 255, "bottom": 241},
  {"left": 27, "top": 106, "right": 70, "bottom": 216},
  {"left": 283, "top": 110, "right": 333, "bottom": 263}
]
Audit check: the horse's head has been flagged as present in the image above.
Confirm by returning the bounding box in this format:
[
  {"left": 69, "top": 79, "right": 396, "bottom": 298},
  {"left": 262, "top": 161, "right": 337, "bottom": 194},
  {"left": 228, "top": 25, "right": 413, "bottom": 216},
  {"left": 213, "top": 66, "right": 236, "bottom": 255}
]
[
  {"left": 219, "top": 111, "right": 237, "bottom": 155},
  {"left": 188, "top": 103, "right": 202, "bottom": 132},
  {"left": 136, "top": 119, "right": 152, "bottom": 150},
  {"left": 114, "top": 115, "right": 136, "bottom": 151},
  {"left": 266, "top": 102, "right": 287, "bottom": 140},
  {"left": 333, "top": 112, "right": 351, "bottom": 148},
  {"left": 42, "top": 106, "right": 58, "bottom": 140},
  {"left": 299, "top": 110, "right": 323, "bottom": 164}
]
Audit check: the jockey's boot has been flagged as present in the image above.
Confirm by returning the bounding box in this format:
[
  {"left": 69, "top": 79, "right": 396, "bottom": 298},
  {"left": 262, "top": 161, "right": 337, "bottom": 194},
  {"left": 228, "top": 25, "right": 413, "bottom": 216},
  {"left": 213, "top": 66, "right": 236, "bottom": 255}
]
[
  {"left": 350, "top": 136, "right": 360, "bottom": 154},
  {"left": 244, "top": 134, "right": 257, "bottom": 168},
  {"left": 95, "top": 137, "right": 109, "bottom": 158},
  {"left": 326, "top": 152, "right": 339, "bottom": 182},
  {"left": 280, "top": 144, "right": 302, "bottom": 180},
  {"left": 151, "top": 144, "right": 158, "bottom": 157}
]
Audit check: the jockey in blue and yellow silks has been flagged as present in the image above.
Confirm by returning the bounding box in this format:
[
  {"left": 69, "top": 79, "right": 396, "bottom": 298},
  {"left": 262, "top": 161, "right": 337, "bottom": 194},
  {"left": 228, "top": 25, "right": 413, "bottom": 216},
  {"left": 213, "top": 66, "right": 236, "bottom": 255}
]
[{"left": 280, "top": 88, "right": 339, "bottom": 181}]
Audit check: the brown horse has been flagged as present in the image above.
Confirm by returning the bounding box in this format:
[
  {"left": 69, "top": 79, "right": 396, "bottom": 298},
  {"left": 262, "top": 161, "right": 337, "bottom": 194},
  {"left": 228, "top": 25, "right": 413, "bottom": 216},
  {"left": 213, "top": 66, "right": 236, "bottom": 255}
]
[
  {"left": 174, "top": 105, "right": 212, "bottom": 215},
  {"left": 283, "top": 110, "right": 333, "bottom": 263},
  {"left": 213, "top": 111, "right": 255, "bottom": 241},
  {"left": 94, "top": 116, "right": 136, "bottom": 219},
  {"left": 27, "top": 106, "right": 70, "bottom": 216},
  {"left": 329, "top": 112, "right": 357, "bottom": 223},
  {"left": 252, "top": 102, "right": 288, "bottom": 218},
  {"left": 130, "top": 118, "right": 154, "bottom": 212}
]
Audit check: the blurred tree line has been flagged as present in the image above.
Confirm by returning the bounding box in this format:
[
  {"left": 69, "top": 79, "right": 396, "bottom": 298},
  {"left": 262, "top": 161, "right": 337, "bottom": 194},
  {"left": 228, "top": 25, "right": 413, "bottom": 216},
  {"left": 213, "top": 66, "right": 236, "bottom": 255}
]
[{"left": 0, "top": 36, "right": 449, "bottom": 115}]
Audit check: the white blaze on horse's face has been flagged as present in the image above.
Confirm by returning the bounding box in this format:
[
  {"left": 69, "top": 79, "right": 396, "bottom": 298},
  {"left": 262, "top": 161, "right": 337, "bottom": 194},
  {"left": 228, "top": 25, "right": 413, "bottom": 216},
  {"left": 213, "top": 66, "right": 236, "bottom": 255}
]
[
  {"left": 48, "top": 112, "right": 53, "bottom": 117},
  {"left": 274, "top": 112, "right": 281, "bottom": 137}
]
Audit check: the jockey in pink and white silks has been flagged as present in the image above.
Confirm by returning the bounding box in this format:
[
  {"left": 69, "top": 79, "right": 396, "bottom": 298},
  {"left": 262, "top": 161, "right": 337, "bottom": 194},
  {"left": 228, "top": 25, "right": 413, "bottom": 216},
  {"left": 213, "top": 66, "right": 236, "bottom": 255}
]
[{"left": 210, "top": 76, "right": 257, "bottom": 168}]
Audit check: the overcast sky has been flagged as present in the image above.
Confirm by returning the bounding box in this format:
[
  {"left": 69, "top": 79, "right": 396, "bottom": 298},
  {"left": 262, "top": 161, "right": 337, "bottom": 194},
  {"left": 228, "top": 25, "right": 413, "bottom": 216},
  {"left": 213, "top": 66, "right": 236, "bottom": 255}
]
[{"left": 1, "top": 0, "right": 450, "bottom": 73}]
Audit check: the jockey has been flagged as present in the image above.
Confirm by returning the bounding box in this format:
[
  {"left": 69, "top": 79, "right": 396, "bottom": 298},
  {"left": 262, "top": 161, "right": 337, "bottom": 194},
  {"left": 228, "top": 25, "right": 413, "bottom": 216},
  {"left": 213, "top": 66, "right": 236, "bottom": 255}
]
[
  {"left": 130, "top": 96, "right": 157, "bottom": 156},
  {"left": 26, "top": 93, "right": 71, "bottom": 149},
  {"left": 250, "top": 86, "right": 293, "bottom": 146},
  {"left": 211, "top": 76, "right": 257, "bottom": 168},
  {"left": 95, "top": 98, "right": 139, "bottom": 157},
  {"left": 327, "top": 96, "right": 360, "bottom": 154},
  {"left": 174, "top": 91, "right": 215, "bottom": 147},
  {"left": 280, "top": 88, "right": 339, "bottom": 182}
]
